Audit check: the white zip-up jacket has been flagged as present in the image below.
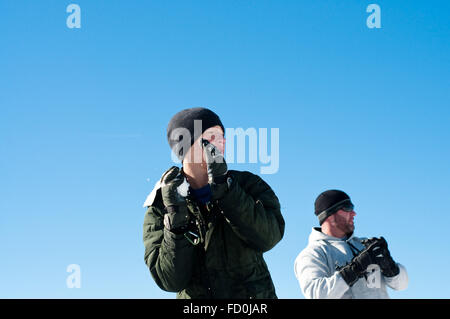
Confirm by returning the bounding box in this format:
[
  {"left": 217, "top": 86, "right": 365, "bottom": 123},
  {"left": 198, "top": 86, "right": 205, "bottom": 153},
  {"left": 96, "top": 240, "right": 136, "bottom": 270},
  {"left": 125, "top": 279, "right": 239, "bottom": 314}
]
[{"left": 294, "top": 227, "right": 408, "bottom": 299}]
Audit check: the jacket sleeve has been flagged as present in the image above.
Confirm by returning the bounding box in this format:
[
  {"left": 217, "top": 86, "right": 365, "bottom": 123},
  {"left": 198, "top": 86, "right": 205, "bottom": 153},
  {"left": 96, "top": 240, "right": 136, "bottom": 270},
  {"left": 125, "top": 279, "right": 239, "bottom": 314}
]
[
  {"left": 384, "top": 263, "right": 409, "bottom": 291},
  {"left": 143, "top": 204, "right": 195, "bottom": 292},
  {"left": 216, "top": 172, "right": 285, "bottom": 253},
  {"left": 294, "top": 248, "right": 350, "bottom": 299}
]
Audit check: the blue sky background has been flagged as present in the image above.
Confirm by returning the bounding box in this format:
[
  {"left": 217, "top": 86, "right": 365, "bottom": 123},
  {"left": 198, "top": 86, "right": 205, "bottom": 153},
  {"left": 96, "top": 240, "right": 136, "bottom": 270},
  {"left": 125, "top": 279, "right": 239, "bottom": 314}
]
[{"left": 1, "top": 1, "right": 449, "bottom": 298}]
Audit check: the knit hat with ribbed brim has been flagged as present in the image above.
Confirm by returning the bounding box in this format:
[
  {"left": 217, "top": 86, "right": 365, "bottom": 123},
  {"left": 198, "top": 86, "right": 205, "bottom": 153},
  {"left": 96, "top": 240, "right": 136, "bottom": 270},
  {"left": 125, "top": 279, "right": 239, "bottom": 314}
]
[
  {"left": 167, "top": 107, "right": 225, "bottom": 161},
  {"left": 314, "top": 190, "right": 353, "bottom": 225}
]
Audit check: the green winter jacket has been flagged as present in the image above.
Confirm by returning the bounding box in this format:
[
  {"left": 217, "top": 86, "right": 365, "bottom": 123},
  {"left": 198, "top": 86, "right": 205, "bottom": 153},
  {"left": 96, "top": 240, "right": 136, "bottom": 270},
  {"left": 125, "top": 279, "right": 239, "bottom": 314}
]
[{"left": 142, "top": 170, "right": 285, "bottom": 299}]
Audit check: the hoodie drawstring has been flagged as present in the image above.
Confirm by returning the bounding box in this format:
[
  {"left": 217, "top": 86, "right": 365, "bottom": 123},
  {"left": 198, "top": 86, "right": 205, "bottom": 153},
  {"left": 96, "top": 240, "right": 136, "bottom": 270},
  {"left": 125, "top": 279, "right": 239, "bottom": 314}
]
[{"left": 346, "top": 240, "right": 362, "bottom": 258}]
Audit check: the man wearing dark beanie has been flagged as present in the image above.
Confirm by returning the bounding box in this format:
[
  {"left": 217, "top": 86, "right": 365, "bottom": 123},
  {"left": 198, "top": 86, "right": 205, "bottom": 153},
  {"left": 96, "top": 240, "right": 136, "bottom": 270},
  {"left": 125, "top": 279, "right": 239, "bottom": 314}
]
[
  {"left": 294, "top": 190, "right": 409, "bottom": 299},
  {"left": 142, "top": 107, "right": 285, "bottom": 299}
]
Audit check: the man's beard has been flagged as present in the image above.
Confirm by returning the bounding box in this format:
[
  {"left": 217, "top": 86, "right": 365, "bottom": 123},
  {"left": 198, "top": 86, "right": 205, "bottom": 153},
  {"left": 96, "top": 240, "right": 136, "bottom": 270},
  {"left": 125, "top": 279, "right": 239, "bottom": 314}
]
[
  {"left": 344, "top": 224, "right": 355, "bottom": 237},
  {"left": 335, "top": 215, "right": 355, "bottom": 237}
]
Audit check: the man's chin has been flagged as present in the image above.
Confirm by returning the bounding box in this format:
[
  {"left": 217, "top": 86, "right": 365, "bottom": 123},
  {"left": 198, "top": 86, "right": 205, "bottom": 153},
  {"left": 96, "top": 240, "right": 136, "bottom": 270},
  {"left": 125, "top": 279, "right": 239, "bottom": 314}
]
[{"left": 346, "top": 226, "right": 355, "bottom": 237}]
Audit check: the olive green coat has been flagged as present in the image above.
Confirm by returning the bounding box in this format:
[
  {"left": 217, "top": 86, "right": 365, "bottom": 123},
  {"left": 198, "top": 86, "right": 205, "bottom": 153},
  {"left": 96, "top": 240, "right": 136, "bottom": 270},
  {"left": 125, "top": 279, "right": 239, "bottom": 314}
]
[{"left": 143, "top": 170, "right": 285, "bottom": 299}]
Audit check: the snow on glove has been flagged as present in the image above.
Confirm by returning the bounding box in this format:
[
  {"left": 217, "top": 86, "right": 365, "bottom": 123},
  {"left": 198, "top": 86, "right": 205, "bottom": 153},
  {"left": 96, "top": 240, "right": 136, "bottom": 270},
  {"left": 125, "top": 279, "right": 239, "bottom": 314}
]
[
  {"left": 362, "top": 237, "right": 400, "bottom": 277},
  {"left": 201, "top": 139, "right": 229, "bottom": 201},
  {"left": 160, "top": 166, "right": 189, "bottom": 234}
]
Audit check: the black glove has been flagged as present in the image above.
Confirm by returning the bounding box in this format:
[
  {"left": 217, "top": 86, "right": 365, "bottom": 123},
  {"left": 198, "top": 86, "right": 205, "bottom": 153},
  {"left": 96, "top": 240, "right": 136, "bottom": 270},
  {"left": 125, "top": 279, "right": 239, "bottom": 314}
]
[
  {"left": 160, "top": 166, "right": 189, "bottom": 234},
  {"left": 201, "top": 139, "right": 229, "bottom": 201},
  {"left": 339, "top": 247, "right": 375, "bottom": 287},
  {"left": 362, "top": 237, "right": 400, "bottom": 277}
]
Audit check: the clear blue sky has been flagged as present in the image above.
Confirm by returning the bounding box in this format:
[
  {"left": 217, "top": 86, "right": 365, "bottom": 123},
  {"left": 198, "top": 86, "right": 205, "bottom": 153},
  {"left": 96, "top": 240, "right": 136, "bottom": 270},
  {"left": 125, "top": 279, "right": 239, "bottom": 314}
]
[{"left": 1, "top": 1, "right": 449, "bottom": 298}]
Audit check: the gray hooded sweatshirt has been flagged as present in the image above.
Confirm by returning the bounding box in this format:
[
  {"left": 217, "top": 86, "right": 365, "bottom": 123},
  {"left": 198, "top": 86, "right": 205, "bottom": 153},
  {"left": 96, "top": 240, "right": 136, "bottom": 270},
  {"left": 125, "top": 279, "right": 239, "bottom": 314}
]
[{"left": 294, "top": 227, "right": 408, "bottom": 299}]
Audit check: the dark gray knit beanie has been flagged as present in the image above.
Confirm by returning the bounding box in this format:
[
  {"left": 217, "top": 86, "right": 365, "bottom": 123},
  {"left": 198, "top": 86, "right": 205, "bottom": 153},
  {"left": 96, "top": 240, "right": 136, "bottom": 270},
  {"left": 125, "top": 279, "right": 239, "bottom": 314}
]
[
  {"left": 167, "top": 107, "right": 224, "bottom": 160},
  {"left": 314, "top": 190, "right": 353, "bottom": 225}
]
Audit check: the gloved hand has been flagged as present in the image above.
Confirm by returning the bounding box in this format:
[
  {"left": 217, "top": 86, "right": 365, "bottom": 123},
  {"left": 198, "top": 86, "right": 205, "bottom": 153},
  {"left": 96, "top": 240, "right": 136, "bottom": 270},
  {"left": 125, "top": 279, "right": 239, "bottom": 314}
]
[
  {"left": 201, "top": 139, "right": 229, "bottom": 201},
  {"left": 339, "top": 247, "right": 375, "bottom": 287},
  {"left": 362, "top": 237, "right": 400, "bottom": 277},
  {"left": 160, "top": 166, "right": 189, "bottom": 234}
]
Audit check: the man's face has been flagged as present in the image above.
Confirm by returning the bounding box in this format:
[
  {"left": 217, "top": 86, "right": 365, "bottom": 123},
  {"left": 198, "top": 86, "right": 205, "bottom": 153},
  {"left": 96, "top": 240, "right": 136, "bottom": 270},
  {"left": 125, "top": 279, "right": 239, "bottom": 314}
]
[
  {"left": 331, "top": 208, "right": 356, "bottom": 236},
  {"left": 183, "top": 126, "right": 225, "bottom": 164},
  {"left": 201, "top": 126, "right": 225, "bottom": 154}
]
